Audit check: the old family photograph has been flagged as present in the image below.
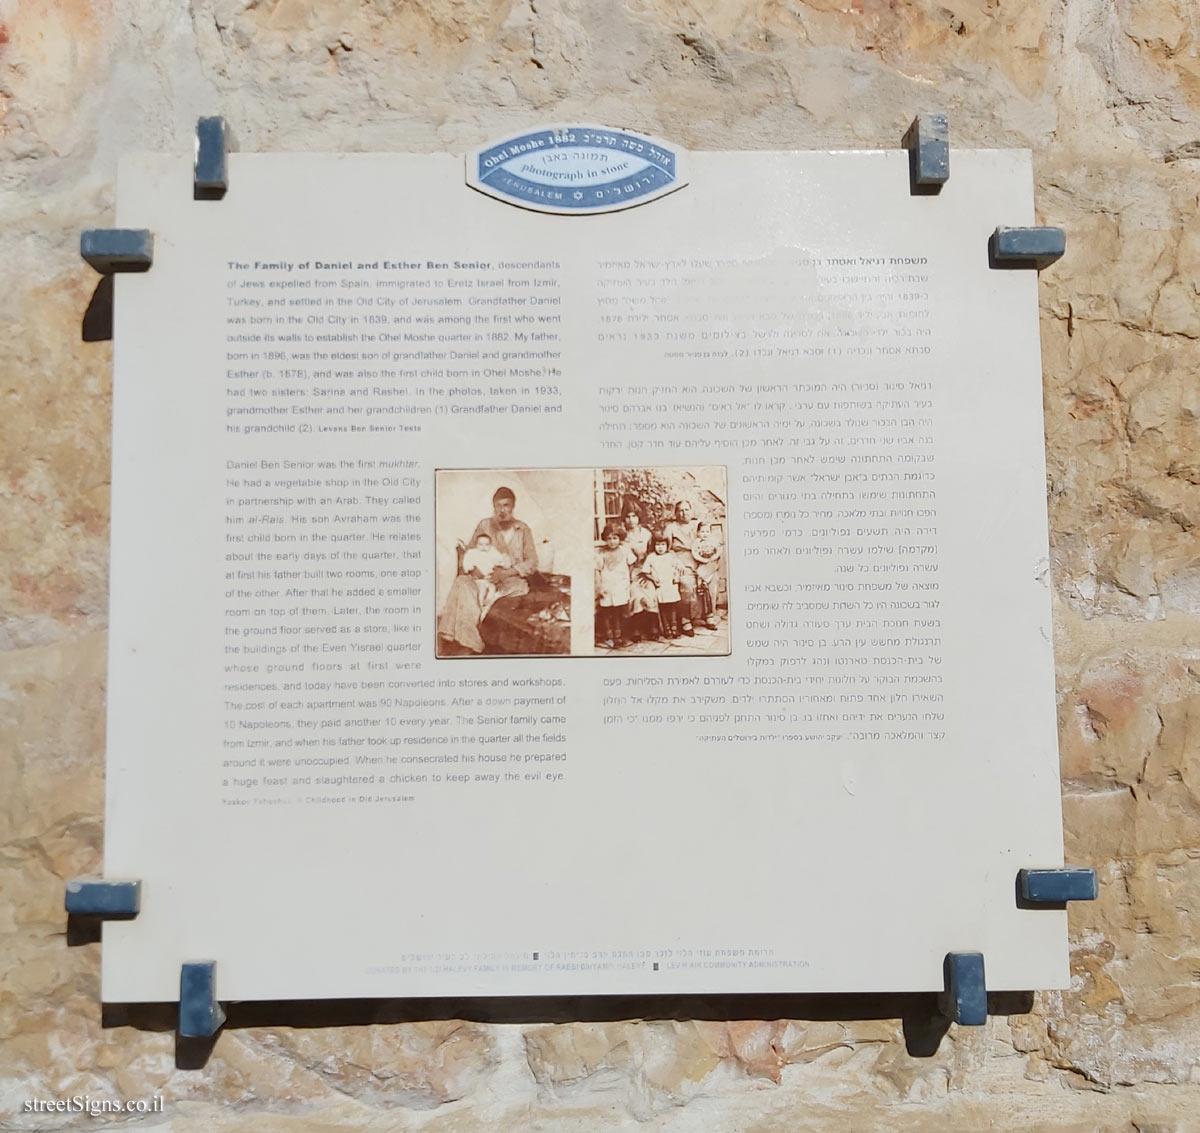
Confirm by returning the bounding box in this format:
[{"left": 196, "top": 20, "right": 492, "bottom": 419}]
[{"left": 435, "top": 467, "right": 729, "bottom": 658}]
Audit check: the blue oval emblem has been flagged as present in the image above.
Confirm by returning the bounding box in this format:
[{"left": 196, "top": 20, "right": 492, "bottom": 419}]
[{"left": 466, "top": 125, "right": 688, "bottom": 215}]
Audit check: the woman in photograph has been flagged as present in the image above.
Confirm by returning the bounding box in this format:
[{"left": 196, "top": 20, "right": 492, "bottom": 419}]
[
  {"left": 622, "top": 505, "right": 651, "bottom": 560},
  {"left": 663, "top": 500, "right": 716, "bottom": 635},
  {"left": 438, "top": 486, "right": 538, "bottom": 653}
]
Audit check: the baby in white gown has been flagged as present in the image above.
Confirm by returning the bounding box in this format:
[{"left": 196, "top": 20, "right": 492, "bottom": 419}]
[{"left": 461, "top": 533, "right": 511, "bottom": 619}]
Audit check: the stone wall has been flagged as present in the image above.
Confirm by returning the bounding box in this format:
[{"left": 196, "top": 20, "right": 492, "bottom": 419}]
[{"left": 2, "top": 1, "right": 1198, "bottom": 1128}]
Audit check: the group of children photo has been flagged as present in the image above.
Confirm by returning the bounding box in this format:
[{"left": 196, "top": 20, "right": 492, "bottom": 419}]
[
  {"left": 595, "top": 501, "right": 723, "bottom": 649},
  {"left": 436, "top": 466, "right": 728, "bottom": 659}
]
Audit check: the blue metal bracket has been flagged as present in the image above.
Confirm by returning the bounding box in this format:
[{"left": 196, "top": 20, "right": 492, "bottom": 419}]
[
  {"left": 81, "top": 229, "right": 153, "bottom": 273},
  {"left": 1018, "top": 867, "right": 1097, "bottom": 905},
  {"left": 903, "top": 113, "right": 949, "bottom": 190},
  {"left": 179, "top": 961, "right": 227, "bottom": 1038},
  {"left": 195, "top": 116, "right": 232, "bottom": 199},
  {"left": 939, "top": 952, "right": 987, "bottom": 1025},
  {"left": 64, "top": 878, "right": 142, "bottom": 918},
  {"left": 990, "top": 226, "right": 1065, "bottom": 269}
]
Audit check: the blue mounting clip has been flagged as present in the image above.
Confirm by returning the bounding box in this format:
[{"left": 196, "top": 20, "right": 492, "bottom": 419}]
[
  {"left": 64, "top": 878, "right": 142, "bottom": 918},
  {"left": 179, "top": 961, "right": 227, "bottom": 1038},
  {"left": 939, "top": 952, "right": 987, "bottom": 1025},
  {"left": 195, "top": 116, "right": 232, "bottom": 199},
  {"left": 80, "top": 229, "right": 153, "bottom": 273},
  {"left": 902, "top": 113, "right": 949, "bottom": 191},
  {"left": 1018, "top": 867, "right": 1097, "bottom": 905},
  {"left": 989, "top": 226, "right": 1065, "bottom": 269}
]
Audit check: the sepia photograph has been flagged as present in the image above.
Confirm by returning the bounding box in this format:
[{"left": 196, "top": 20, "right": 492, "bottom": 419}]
[
  {"left": 436, "top": 466, "right": 728, "bottom": 658},
  {"left": 592, "top": 467, "right": 729, "bottom": 657},
  {"left": 435, "top": 468, "right": 590, "bottom": 657}
]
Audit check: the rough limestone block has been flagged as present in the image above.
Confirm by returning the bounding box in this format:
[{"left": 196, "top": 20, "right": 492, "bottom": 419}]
[{"left": 5, "top": 0, "right": 1200, "bottom": 1123}]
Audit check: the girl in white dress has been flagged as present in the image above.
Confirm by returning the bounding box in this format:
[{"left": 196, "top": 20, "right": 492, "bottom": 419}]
[
  {"left": 595, "top": 525, "right": 636, "bottom": 647},
  {"left": 641, "top": 533, "right": 683, "bottom": 638}
]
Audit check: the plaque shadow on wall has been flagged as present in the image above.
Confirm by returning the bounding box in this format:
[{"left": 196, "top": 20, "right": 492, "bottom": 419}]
[
  {"left": 97, "top": 989, "right": 1035, "bottom": 1067},
  {"left": 82, "top": 275, "right": 114, "bottom": 342}
]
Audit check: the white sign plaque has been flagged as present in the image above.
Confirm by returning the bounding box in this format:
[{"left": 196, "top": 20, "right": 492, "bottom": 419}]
[{"left": 101, "top": 143, "right": 1067, "bottom": 1003}]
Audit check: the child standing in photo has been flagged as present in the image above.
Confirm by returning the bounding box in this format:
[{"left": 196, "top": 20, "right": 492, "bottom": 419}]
[
  {"left": 595, "top": 524, "right": 636, "bottom": 647},
  {"left": 461, "top": 532, "right": 510, "bottom": 619},
  {"left": 693, "top": 521, "right": 722, "bottom": 622},
  {"left": 623, "top": 507, "right": 657, "bottom": 641},
  {"left": 641, "top": 533, "right": 683, "bottom": 638}
]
